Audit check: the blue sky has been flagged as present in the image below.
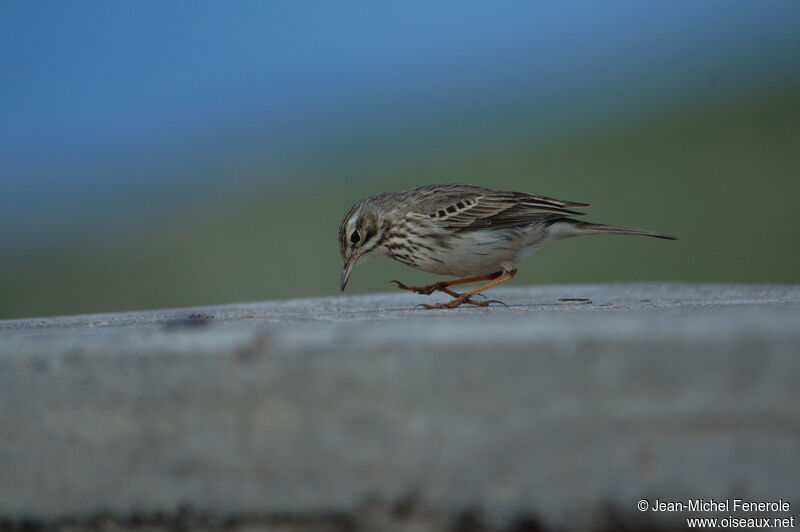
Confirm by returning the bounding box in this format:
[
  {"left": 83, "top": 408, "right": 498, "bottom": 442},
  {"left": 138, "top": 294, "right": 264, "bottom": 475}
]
[{"left": 1, "top": 1, "right": 799, "bottom": 239}]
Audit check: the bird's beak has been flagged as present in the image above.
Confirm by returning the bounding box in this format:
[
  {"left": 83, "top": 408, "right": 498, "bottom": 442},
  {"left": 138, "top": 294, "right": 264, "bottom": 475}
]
[{"left": 340, "top": 253, "right": 361, "bottom": 292}]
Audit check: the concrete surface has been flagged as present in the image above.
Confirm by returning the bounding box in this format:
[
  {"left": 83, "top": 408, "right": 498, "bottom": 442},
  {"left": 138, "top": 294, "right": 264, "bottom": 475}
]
[{"left": 1, "top": 283, "right": 799, "bottom": 531}]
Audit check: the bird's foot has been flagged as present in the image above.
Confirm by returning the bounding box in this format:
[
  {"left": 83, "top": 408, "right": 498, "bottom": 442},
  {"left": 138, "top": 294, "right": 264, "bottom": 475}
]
[
  {"left": 417, "top": 295, "right": 506, "bottom": 310},
  {"left": 391, "top": 280, "right": 451, "bottom": 296}
]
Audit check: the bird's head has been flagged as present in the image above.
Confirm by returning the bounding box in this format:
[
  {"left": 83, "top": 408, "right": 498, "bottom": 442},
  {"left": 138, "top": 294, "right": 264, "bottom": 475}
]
[{"left": 338, "top": 198, "right": 386, "bottom": 291}]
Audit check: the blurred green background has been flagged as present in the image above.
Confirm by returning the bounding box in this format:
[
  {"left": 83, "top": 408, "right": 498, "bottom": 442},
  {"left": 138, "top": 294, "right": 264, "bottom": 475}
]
[{"left": 2, "top": 2, "right": 799, "bottom": 319}]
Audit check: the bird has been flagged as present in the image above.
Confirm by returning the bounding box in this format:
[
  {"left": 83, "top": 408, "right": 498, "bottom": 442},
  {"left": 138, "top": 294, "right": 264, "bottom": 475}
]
[{"left": 338, "top": 184, "right": 676, "bottom": 309}]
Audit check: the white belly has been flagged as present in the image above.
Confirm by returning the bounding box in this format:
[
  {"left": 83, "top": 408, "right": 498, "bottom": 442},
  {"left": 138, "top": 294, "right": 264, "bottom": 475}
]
[{"left": 409, "top": 224, "right": 549, "bottom": 277}]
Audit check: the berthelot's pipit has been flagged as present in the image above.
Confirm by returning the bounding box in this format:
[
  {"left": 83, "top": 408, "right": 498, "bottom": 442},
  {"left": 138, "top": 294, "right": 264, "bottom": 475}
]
[{"left": 339, "top": 184, "right": 676, "bottom": 309}]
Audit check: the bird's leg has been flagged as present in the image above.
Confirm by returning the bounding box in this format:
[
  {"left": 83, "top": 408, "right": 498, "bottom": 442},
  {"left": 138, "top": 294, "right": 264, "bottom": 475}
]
[
  {"left": 391, "top": 273, "right": 501, "bottom": 296},
  {"left": 419, "top": 267, "right": 517, "bottom": 309}
]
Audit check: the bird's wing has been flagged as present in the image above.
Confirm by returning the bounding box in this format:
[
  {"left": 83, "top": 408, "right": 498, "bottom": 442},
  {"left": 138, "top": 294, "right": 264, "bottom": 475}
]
[{"left": 408, "top": 184, "right": 588, "bottom": 230}]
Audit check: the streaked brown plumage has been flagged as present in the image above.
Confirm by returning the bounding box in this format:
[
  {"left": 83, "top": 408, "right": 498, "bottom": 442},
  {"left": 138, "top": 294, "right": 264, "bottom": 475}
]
[{"left": 339, "top": 184, "right": 676, "bottom": 309}]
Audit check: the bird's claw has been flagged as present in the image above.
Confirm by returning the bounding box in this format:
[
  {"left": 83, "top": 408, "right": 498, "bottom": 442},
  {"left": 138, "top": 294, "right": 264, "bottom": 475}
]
[
  {"left": 391, "top": 280, "right": 437, "bottom": 295},
  {"left": 417, "top": 297, "right": 505, "bottom": 310},
  {"left": 393, "top": 279, "right": 501, "bottom": 307}
]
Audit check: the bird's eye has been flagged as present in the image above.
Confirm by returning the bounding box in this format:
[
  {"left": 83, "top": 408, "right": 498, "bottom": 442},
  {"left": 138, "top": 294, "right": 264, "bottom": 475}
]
[{"left": 350, "top": 230, "right": 361, "bottom": 244}]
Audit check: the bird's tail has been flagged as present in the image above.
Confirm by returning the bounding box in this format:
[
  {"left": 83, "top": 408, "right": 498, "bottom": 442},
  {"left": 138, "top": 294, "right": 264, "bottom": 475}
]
[{"left": 549, "top": 219, "right": 678, "bottom": 241}]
